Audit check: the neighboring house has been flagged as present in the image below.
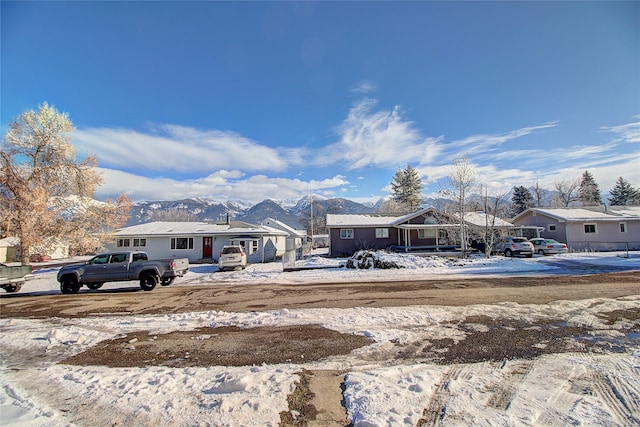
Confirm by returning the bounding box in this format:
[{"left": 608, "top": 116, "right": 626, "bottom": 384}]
[
  {"left": 512, "top": 206, "right": 640, "bottom": 251},
  {"left": 326, "top": 208, "right": 529, "bottom": 257},
  {"left": 0, "top": 237, "right": 20, "bottom": 263},
  {"left": 0, "top": 237, "right": 68, "bottom": 263},
  {"left": 105, "top": 220, "right": 289, "bottom": 263}
]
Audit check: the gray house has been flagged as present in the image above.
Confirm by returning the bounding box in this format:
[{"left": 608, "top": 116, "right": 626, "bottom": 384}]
[
  {"left": 105, "top": 220, "right": 289, "bottom": 263},
  {"left": 326, "top": 208, "right": 520, "bottom": 257},
  {"left": 512, "top": 206, "right": 640, "bottom": 251}
]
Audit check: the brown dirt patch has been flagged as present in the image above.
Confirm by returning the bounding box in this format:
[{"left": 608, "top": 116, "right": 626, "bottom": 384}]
[{"left": 62, "top": 325, "right": 373, "bottom": 368}]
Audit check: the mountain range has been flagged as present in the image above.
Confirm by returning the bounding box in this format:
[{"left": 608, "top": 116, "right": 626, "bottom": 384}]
[{"left": 126, "top": 186, "right": 562, "bottom": 231}]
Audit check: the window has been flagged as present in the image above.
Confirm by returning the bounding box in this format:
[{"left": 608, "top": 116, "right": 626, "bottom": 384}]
[
  {"left": 252, "top": 241, "right": 258, "bottom": 253},
  {"left": 375, "top": 228, "right": 389, "bottom": 238},
  {"left": 418, "top": 229, "right": 436, "bottom": 239},
  {"left": 340, "top": 229, "right": 354, "bottom": 239},
  {"left": 620, "top": 222, "right": 627, "bottom": 233},
  {"left": 133, "top": 238, "right": 146, "bottom": 247},
  {"left": 117, "top": 238, "right": 130, "bottom": 247},
  {"left": 584, "top": 224, "right": 597, "bottom": 234},
  {"left": 171, "top": 237, "right": 194, "bottom": 250},
  {"left": 110, "top": 254, "right": 126, "bottom": 263},
  {"left": 548, "top": 225, "right": 557, "bottom": 232}
]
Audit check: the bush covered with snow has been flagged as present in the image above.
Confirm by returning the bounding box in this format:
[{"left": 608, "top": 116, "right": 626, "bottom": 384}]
[{"left": 346, "top": 250, "right": 404, "bottom": 269}]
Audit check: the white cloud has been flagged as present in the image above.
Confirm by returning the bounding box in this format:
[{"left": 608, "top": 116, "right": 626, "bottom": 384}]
[
  {"left": 349, "top": 80, "right": 378, "bottom": 95},
  {"left": 74, "top": 125, "right": 291, "bottom": 174},
  {"left": 321, "top": 99, "right": 439, "bottom": 169},
  {"left": 601, "top": 116, "right": 640, "bottom": 143},
  {"left": 94, "top": 168, "right": 348, "bottom": 203}
]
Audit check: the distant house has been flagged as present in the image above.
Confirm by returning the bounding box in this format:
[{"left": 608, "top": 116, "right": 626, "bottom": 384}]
[
  {"left": 512, "top": 206, "right": 640, "bottom": 251},
  {"left": 325, "top": 208, "right": 526, "bottom": 257},
  {"left": 105, "top": 220, "right": 289, "bottom": 263},
  {"left": 0, "top": 237, "right": 20, "bottom": 263}
]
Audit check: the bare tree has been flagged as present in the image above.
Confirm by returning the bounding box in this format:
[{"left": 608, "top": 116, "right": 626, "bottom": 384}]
[
  {"left": 440, "top": 154, "right": 477, "bottom": 255},
  {"left": 533, "top": 182, "right": 543, "bottom": 207},
  {"left": 1, "top": 103, "right": 131, "bottom": 262},
  {"left": 474, "top": 186, "right": 509, "bottom": 258},
  {"left": 552, "top": 179, "right": 580, "bottom": 207},
  {"left": 149, "top": 208, "right": 194, "bottom": 222}
]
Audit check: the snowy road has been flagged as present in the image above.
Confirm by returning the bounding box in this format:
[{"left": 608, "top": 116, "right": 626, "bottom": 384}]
[{"left": 1, "top": 251, "right": 639, "bottom": 426}]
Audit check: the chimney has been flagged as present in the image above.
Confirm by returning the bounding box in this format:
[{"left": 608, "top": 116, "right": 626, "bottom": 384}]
[{"left": 226, "top": 212, "right": 230, "bottom": 225}]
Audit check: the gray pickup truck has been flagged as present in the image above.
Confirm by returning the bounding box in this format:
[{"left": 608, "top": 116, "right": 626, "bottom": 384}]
[
  {"left": 0, "top": 263, "right": 34, "bottom": 293},
  {"left": 57, "top": 251, "right": 189, "bottom": 294}
]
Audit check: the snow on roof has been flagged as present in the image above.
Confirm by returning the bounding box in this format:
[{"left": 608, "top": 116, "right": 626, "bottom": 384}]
[
  {"left": 326, "top": 214, "right": 401, "bottom": 227},
  {"left": 113, "top": 221, "right": 288, "bottom": 236},
  {"left": 462, "top": 212, "right": 514, "bottom": 227},
  {"left": 527, "top": 206, "right": 640, "bottom": 222},
  {"left": 261, "top": 218, "right": 307, "bottom": 237}
]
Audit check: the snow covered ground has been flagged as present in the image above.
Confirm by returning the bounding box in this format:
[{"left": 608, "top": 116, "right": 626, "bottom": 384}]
[{"left": 1, "top": 251, "right": 639, "bottom": 426}]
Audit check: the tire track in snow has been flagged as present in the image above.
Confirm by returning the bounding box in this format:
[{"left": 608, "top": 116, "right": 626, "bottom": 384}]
[
  {"left": 486, "top": 360, "right": 534, "bottom": 411},
  {"left": 416, "top": 365, "right": 465, "bottom": 427},
  {"left": 592, "top": 363, "right": 640, "bottom": 426}
]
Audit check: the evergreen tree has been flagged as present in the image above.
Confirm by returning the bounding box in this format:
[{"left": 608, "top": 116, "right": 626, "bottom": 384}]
[
  {"left": 578, "top": 170, "right": 601, "bottom": 206},
  {"left": 608, "top": 177, "right": 639, "bottom": 206},
  {"left": 511, "top": 186, "right": 535, "bottom": 216},
  {"left": 390, "top": 165, "right": 423, "bottom": 212}
]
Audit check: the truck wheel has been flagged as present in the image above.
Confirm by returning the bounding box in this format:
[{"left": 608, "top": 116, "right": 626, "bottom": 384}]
[
  {"left": 87, "top": 283, "right": 104, "bottom": 290},
  {"left": 140, "top": 274, "right": 158, "bottom": 291},
  {"left": 160, "top": 277, "right": 175, "bottom": 286},
  {"left": 60, "top": 278, "right": 80, "bottom": 294},
  {"left": 3, "top": 283, "right": 23, "bottom": 293}
]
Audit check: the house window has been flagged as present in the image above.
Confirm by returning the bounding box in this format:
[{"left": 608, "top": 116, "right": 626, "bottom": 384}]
[
  {"left": 340, "top": 229, "right": 354, "bottom": 239},
  {"left": 584, "top": 224, "right": 597, "bottom": 234},
  {"left": 171, "top": 237, "right": 194, "bottom": 250},
  {"left": 252, "top": 241, "right": 258, "bottom": 254},
  {"left": 117, "top": 238, "right": 130, "bottom": 247},
  {"left": 133, "top": 238, "right": 146, "bottom": 247},
  {"left": 548, "top": 225, "right": 557, "bottom": 232},
  {"left": 375, "top": 228, "right": 389, "bottom": 238},
  {"left": 418, "top": 229, "right": 436, "bottom": 239},
  {"left": 620, "top": 223, "right": 627, "bottom": 233}
]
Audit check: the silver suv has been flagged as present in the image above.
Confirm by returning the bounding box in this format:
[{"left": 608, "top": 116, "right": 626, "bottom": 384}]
[{"left": 493, "top": 237, "right": 534, "bottom": 258}]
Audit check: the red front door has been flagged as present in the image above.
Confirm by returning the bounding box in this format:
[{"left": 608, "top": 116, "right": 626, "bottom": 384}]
[{"left": 203, "top": 237, "right": 213, "bottom": 258}]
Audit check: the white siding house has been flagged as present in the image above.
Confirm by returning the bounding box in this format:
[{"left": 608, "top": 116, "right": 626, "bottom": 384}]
[
  {"left": 512, "top": 206, "right": 640, "bottom": 251},
  {"left": 105, "top": 221, "right": 289, "bottom": 263}
]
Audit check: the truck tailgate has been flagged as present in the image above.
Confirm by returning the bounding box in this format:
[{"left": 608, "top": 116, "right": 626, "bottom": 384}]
[{"left": 172, "top": 258, "right": 189, "bottom": 273}]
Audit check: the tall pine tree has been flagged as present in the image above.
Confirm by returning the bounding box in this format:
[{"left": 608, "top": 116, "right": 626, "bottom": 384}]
[
  {"left": 608, "top": 177, "right": 639, "bottom": 206},
  {"left": 390, "top": 165, "right": 423, "bottom": 212},
  {"left": 578, "top": 170, "right": 602, "bottom": 206},
  {"left": 511, "top": 186, "right": 534, "bottom": 216}
]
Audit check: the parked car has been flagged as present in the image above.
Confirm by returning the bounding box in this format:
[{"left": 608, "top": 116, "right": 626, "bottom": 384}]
[
  {"left": 493, "top": 237, "right": 534, "bottom": 258},
  {"left": 528, "top": 238, "right": 568, "bottom": 255},
  {"left": 218, "top": 245, "right": 247, "bottom": 271}
]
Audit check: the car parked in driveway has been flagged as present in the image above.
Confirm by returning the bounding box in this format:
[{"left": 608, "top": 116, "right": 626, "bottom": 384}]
[
  {"left": 528, "top": 238, "right": 568, "bottom": 255},
  {"left": 493, "top": 237, "right": 534, "bottom": 258},
  {"left": 218, "top": 245, "right": 247, "bottom": 271}
]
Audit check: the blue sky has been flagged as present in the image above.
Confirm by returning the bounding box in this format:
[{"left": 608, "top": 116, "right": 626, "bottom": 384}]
[{"left": 2, "top": 1, "right": 639, "bottom": 204}]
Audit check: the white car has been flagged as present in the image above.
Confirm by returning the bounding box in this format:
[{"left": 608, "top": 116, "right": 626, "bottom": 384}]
[
  {"left": 528, "top": 238, "right": 568, "bottom": 255},
  {"left": 218, "top": 245, "right": 247, "bottom": 271}
]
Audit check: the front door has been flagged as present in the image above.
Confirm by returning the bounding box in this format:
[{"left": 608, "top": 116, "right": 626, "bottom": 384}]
[{"left": 203, "top": 237, "right": 213, "bottom": 258}]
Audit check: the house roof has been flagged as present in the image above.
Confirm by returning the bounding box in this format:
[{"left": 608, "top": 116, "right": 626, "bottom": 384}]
[
  {"left": 326, "top": 213, "right": 402, "bottom": 227},
  {"left": 113, "top": 221, "right": 288, "bottom": 237},
  {"left": 261, "top": 218, "right": 307, "bottom": 238},
  {"left": 327, "top": 208, "right": 515, "bottom": 228},
  {"left": 513, "top": 206, "right": 640, "bottom": 223}
]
